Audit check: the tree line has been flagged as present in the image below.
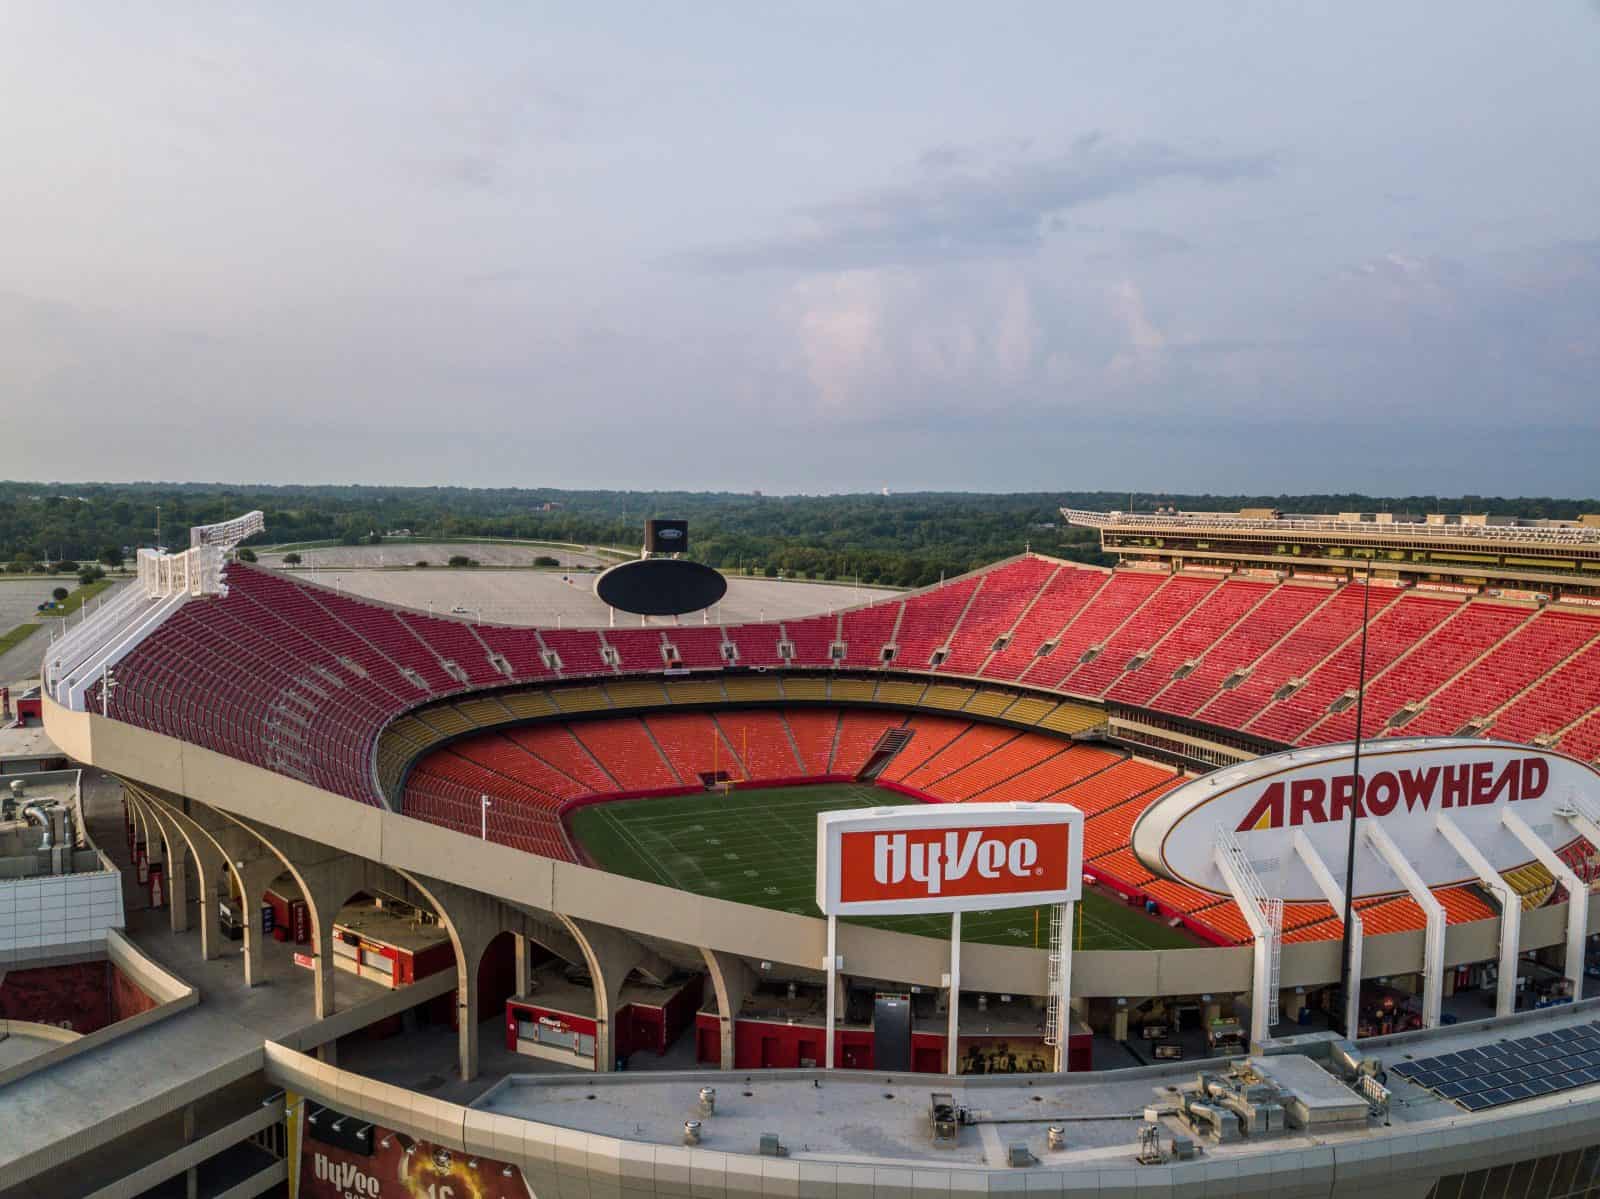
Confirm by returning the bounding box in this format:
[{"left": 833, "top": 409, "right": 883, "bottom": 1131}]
[{"left": 0, "top": 482, "right": 1595, "bottom": 589}]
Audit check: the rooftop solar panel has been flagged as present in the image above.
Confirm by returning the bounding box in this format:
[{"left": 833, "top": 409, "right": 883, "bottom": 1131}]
[{"left": 1394, "top": 1022, "right": 1600, "bottom": 1112}]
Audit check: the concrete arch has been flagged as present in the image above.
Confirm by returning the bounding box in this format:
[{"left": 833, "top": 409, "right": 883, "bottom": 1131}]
[
  {"left": 125, "top": 791, "right": 191, "bottom": 934},
  {"left": 139, "top": 790, "right": 289, "bottom": 988},
  {"left": 557, "top": 915, "right": 672, "bottom": 1075},
  {"left": 700, "top": 947, "right": 758, "bottom": 1070},
  {"left": 386, "top": 869, "right": 505, "bottom": 1084},
  {"left": 125, "top": 784, "right": 230, "bottom": 959}
]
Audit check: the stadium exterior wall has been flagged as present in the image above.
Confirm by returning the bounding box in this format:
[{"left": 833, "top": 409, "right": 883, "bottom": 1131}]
[
  {"left": 44, "top": 697, "right": 1598, "bottom": 1003},
  {"left": 263, "top": 1036, "right": 1600, "bottom": 1199}
]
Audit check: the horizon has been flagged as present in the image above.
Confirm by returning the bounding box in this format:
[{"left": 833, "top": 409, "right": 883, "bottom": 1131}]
[{"left": 5, "top": 478, "right": 1600, "bottom": 507}]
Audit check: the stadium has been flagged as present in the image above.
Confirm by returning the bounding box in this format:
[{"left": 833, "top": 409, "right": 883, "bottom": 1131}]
[{"left": 8, "top": 504, "right": 1600, "bottom": 1198}]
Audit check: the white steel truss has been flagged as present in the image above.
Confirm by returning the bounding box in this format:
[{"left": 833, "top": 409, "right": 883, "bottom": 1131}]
[
  {"left": 1214, "top": 825, "right": 1282, "bottom": 1045},
  {"left": 1363, "top": 823, "right": 1445, "bottom": 1028},
  {"left": 47, "top": 514, "right": 264, "bottom": 711},
  {"left": 1292, "top": 830, "right": 1364, "bottom": 1039},
  {"left": 1435, "top": 817, "right": 1521, "bottom": 1019},
  {"left": 1504, "top": 807, "right": 1588, "bottom": 999}
]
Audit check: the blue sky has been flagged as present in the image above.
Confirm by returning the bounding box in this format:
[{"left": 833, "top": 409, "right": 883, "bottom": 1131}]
[{"left": 2, "top": 3, "right": 1597, "bottom": 495}]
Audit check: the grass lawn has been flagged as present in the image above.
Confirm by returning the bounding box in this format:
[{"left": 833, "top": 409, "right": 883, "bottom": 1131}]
[
  {"left": 0, "top": 577, "right": 117, "bottom": 657},
  {"left": 0, "top": 623, "right": 39, "bottom": 656},
  {"left": 569, "top": 783, "right": 1197, "bottom": 951}
]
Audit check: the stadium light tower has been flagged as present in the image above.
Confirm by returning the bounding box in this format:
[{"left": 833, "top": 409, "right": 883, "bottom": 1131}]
[{"left": 1337, "top": 559, "right": 1374, "bottom": 1036}]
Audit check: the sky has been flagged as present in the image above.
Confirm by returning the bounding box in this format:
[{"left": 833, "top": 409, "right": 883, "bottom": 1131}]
[{"left": 2, "top": 3, "right": 1598, "bottom": 496}]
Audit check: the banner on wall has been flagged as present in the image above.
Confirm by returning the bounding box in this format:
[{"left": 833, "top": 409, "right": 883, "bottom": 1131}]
[
  {"left": 292, "top": 1100, "right": 534, "bottom": 1199},
  {"left": 956, "top": 1037, "right": 1053, "bottom": 1075}
]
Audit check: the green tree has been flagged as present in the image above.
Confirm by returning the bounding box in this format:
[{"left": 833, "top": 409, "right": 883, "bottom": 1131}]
[
  {"left": 77, "top": 564, "right": 105, "bottom": 585},
  {"left": 447, "top": 555, "right": 477, "bottom": 568},
  {"left": 52, "top": 586, "right": 69, "bottom": 601},
  {"left": 99, "top": 545, "right": 124, "bottom": 568},
  {"left": 284, "top": 552, "right": 302, "bottom": 566},
  {"left": 237, "top": 547, "right": 257, "bottom": 563},
  {"left": 533, "top": 555, "right": 559, "bottom": 567}
]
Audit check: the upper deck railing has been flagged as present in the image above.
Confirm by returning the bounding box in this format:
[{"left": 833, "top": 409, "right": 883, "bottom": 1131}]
[{"left": 1062, "top": 508, "right": 1600, "bottom": 548}]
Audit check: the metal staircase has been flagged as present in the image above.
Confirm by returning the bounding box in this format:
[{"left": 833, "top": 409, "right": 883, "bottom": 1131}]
[
  {"left": 1044, "top": 902, "right": 1064, "bottom": 1047},
  {"left": 1214, "top": 825, "right": 1283, "bottom": 1027}
]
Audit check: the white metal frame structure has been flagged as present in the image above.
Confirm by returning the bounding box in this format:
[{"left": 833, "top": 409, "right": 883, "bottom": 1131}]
[
  {"left": 1046, "top": 899, "right": 1075, "bottom": 1073},
  {"left": 1292, "top": 830, "right": 1364, "bottom": 1038},
  {"left": 1436, "top": 817, "right": 1521, "bottom": 1019},
  {"left": 1364, "top": 822, "right": 1446, "bottom": 1028},
  {"left": 47, "top": 512, "right": 264, "bottom": 711},
  {"left": 1503, "top": 807, "right": 1588, "bottom": 999},
  {"left": 1213, "top": 825, "right": 1282, "bottom": 1045}
]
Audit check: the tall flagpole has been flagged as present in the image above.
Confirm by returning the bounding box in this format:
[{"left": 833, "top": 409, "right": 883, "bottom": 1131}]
[{"left": 1337, "top": 561, "right": 1374, "bottom": 1036}]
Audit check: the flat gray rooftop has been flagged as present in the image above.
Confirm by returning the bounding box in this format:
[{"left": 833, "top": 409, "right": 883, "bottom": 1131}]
[
  {"left": 0, "top": 724, "right": 60, "bottom": 763},
  {"left": 474, "top": 1000, "right": 1600, "bottom": 1170}
]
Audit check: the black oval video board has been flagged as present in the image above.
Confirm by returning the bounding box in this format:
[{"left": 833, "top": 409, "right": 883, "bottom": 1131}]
[{"left": 594, "top": 557, "right": 728, "bottom": 616}]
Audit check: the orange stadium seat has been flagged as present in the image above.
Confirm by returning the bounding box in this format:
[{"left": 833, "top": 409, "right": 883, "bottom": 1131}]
[
  {"left": 980, "top": 566, "right": 1112, "bottom": 681},
  {"left": 876, "top": 714, "right": 975, "bottom": 782},
  {"left": 831, "top": 710, "right": 908, "bottom": 775},
  {"left": 98, "top": 554, "right": 1600, "bottom": 897},
  {"left": 839, "top": 602, "right": 900, "bottom": 668},
  {"left": 1060, "top": 575, "right": 1219, "bottom": 696},
  {"left": 1198, "top": 585, "right": 1400, "bottom": 731},
  {"left": 643, "top": 712, "right": 745, "bottom": 784},
  {"left": 936, "top": 557, "right": 1059, "bottom": 676},
  {"left": 505, "top": 725, "right": 620, "bottom": 793},
  {"left": 783, "top": 709, "right": 842, "bottom": 774},
  {"left": 716, "top": 711, "right": 803, "bottom": 780},
  {"left": 1246, "top": 593, "right": 1461, "bottom": 744},
  {"left": 898, "top": 723, "right": 1015, "bottom": 790},
  {"left": 893, "top": 575, "right": 985, "bottom": 669},
  {"left": 569, "top": 719, "right": 681, "bottom": 791},
  {"left": 1401, "top": 610, "right": 1600, "bottom": 737},
  {"left": 1305, "top": 602, "right": 1530, "bottom": 744},
  {"left": 1150, "top": 583, "right": 1329, "bottom": 717},
  {"left": 921, "top": 734, "right": 1065, "bottom": 802},
  {"left": 1056, "top": 760, "right": 1182, "bottom": 817},
  {"left": 978, "top": 744, "right": 1123, "bottom": 804},
  {"left": 1103, "top": 579, "right": 1272, "bottom": 707},
  {"left": 1086, "top": 847, "right": 1155, "bottom": 889},
  {"left": 784, "top": 614, "right": 839, "bottom": 667},
  {"left": 1022, "top": 571, "right": 1169, "bottom": 689}
]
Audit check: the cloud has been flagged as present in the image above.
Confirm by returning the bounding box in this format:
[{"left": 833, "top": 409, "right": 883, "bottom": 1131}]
[
  {"left": 677, "top": 135, "right": 1274, "bottom": 272},
  {"left": 1087, "top": 228, "right": 1194, "bottom": 263}
]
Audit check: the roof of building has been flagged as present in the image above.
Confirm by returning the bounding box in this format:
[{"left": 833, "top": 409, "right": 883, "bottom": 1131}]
[{"left": 472, "top": 1001, "right": 1600, "bottom": 1171}]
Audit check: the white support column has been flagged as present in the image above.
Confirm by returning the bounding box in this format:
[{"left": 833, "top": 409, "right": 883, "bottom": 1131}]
[
  {"left": 946, "top": 912, "right": 961, "bottom": 1075},
  {"left": 1055, "top": 900, "right": 1075, "bottom": 1071},
  {"left": 1214, "top": 829, "right": 1281, "bottom": 1046},
  {"left": 1292, "top": 831, "right": 1363, "bottom": 1039},
  {"left": 1503, "top": 808, "right": 1587, "bottom": 999},
  {"left": 1436, "top": 817, "right": 1521, "bottom": 1019},
  {"left": 1364, "top": 823, "right": 1446, "bottom": 1028},
  {"left": 824, "top": 915, "right": 838, "bottom": 1070}
]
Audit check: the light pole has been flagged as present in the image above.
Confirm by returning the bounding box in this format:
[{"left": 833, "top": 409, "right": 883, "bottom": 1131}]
[
  {"left": 481, "top": 794, "right": 491, "bottom": 841},
  {"left": 1337, "top": 560, "right": 1374, "bottom": 1036}
]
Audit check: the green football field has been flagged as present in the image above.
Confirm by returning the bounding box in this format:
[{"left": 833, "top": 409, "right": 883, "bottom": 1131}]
[{"left": 567, "top": 783, "right": 1196, "bottom": 950}]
